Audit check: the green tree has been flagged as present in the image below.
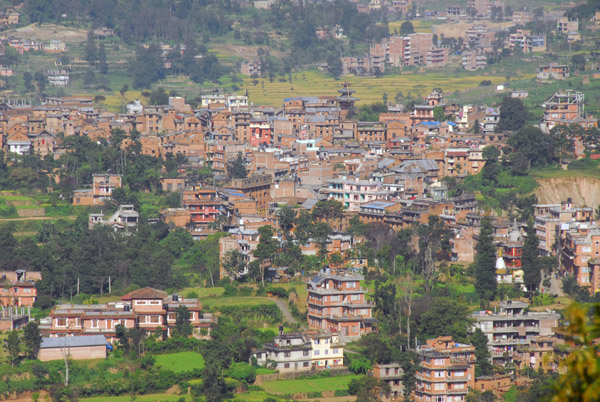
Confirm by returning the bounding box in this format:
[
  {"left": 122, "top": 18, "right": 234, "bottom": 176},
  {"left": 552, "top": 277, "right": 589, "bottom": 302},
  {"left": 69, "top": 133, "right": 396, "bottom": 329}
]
[
  {"left": 470, "top": 328, "right": 493, "bottom": 377},
  {"left": 496, "top": 96, "right": 528, "bottom": 132},
  {"left": 433, "top": 106, "right": 446, "bottom": 122},
  {"left": 4, "top": 330, "right": 20, "bottom": 367},
  {"left": 23, "top": 321, "right": 42, "bottom": 360},
  {"left": 227, "top": 152, "right": 247, "bottom": 179},
  {"left": 33, "top": 71, "right": 47, "bottom": 92},
  {"left": 175, "top": 305, "right": 193, "bottom": 337},
  {"left": 475, "top": 216, "right": 497, "bottom": 305},
  {"left": 349, "top": 357, "right": 372, "bottom": 374},
  {"left": 98, "top": 43, "right": 108, "bottom": 74},
  {"left": 571, "top": 54, "right": 586, "bottom": 72},
  {"left": 399, "top": 21, "right": 415, "bottom": 35},
  {"left": 523, "top": 219, "right": 541, "bottom": 295},
  {"left": 417, "top": 296, "right": 471, "bottom": 342},
  {"left": 222, "top": 249, "right": 247, "bottom": 279},
  {"left": 85, "top": 31, "right": 97, "bottom": 66},
  {"left": 552, "top": 303, "right": 600, "bottom": 402},
  {"left": 507, "top": 125, "right": 556, "bottom": 167},
  {"left": 130, "top": 44, "right": 165, "bottom": 88},
  {"left": 23, "top": 72, "right": 34, "bottom": 92},
  {"left": 253, "top": 225, "right": 279, "bottom": 286},
  {"left": 149, "top": 86, "right": 169, "bottom": 105},
  {"left": 348, "top": 376, "right": 391, "bottom": 402}
]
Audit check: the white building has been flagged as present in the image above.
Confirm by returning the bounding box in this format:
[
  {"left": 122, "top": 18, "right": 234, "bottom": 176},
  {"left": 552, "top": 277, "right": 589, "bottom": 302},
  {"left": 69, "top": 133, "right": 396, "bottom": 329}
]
[{"left": 251, "top": 329, "right": 344, "bottom": 372}]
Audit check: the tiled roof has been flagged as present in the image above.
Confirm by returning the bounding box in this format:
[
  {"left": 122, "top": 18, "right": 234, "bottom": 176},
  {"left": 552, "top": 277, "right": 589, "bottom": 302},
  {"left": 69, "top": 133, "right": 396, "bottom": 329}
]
[{"left": 121, "top": 287, "right": 167, "bottom": 300}]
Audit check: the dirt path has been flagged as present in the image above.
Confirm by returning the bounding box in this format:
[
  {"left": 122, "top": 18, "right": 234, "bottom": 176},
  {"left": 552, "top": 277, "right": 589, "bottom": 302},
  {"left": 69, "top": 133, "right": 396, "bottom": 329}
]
[{"left": 270, "top": 297, "right": 306, "bottom": 328}]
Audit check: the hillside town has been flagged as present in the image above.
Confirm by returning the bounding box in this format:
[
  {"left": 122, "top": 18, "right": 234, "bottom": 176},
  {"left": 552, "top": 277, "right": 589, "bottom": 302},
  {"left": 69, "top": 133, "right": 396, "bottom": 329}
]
[{"left": 0, "top": 0, "right": 599, "bottom": 402}]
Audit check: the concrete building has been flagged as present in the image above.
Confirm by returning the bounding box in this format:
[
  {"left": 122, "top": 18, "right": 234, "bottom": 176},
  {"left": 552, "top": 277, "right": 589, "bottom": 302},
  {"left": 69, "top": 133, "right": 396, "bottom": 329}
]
[
  {"left": 306, "top": 270, "right": 376, "bottom": 339},
  {"left": 251, "top": 329, "right": 344, "bottom": 372},
  {"left": 471, "top": 301, "right": 560, "bottom": 367},
  {"left": 38, "top": 335, "right": 107, "bottom": 362},
  {"left": 414, "top": 336, "right": 476, "bottom": 402}
]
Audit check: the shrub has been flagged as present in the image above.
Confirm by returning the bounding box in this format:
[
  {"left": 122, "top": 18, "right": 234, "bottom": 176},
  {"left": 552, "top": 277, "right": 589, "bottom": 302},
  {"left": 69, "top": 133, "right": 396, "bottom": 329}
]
[
  {"left": 185, "top": 291, "right": 199, "bottom": 299},
  {"left": 334, "top": 390, "right": 350, "bottom": 397},
  {"left": 307, "top": 391, "right": 322, "bottom": 398},
  {"left": 479, "top": 80, "right": 492, "bottom": 86},
  {"left": 229, "top": 362, "right": 257, "bottom": 384}
]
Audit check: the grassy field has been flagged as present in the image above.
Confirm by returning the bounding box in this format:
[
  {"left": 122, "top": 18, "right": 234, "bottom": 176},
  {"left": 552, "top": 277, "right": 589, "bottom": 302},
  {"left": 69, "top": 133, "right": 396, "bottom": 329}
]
[
  {"left": 201, "top": 296, "right": 276, "bottom": 308},
  {"left": 239, "top": 69, "right": 510, "bottom": 107},
  {"left": 261, "top": 375, "right": 360, "bottom": 395},
  {"left": 530, "top": 167, "right": 600, "bottom": 179},
  {"left": 388, "top": 19, "right": 443, "bottom": 34},
  {"left": 80, "top": 393, "right": 191, "bottom": 402},
  {"left": 154, "top": 352, "right": 205, "bottom": 373}
]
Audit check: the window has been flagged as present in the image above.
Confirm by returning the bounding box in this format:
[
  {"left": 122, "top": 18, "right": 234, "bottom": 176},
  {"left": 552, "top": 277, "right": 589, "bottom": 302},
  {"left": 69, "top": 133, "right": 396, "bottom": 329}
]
[
  {"left": 284, "top": 352, "right": 291, "bottom": 358},
  {"left": 303, "top": 361, "right": 310, "bottom": 367},
  {"left": 330, "top": 295, "right": 340, "bottom": 302},
  {"left": 351, "top": 294, "right": 361, "bottom": 301},
  {"left": 149, "top": 316, "right": 160, "bottom": 323},
  {"left": 325, "top": 350, "right": 329, "bottom": 355},
  {"left": 346, "top": 282, "right": 356, "bottom": 288},
  {"left": 284, "top": 363, "right": 290, "bottom": 369},
  {"left": 135, "top": 300, "right": 147, "bottom": 305},
  {"left": 434, "top": 370, "right": 445, "bottom": 378},
  {"left": 435, "top": 396, "right": 445, "bottom": 402},
  {"left": 434, "top": 383, "right": 445, "bottom": 390},
  {"left": 454, "top": 370, "right": 465, "bottom": 377},
  {"left": 333, "top": 348, "right": 339, "bottom": 354},
  {"left": 168, "top": 313, "right": 176, "bottom": 321},
  {"left": 314, "top": 339, "right": 320, "bottom": 345},
  {"left": 455, "top": 383, "right": 465, "bottom": 389},
  {"left": 56, "top": 318, "right": 67, "bottom": 327},
  {"left": 434, "top": 358, "right": 445, "bottom": 366},
  {"left": 314, "top": 350, "right": 320, "bottom": 356},
  {"left": 91, "top": 319, "right": 99, "bottom": 328},
  {"left": 303, "top": 350, "right": 309, "bottom": 356}
]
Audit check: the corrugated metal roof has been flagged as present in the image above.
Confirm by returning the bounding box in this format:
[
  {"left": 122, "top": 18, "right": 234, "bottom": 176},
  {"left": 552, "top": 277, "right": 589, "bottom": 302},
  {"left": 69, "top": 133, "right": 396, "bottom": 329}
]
[{"left": 40, "top": 335, "right": 107, "bottom": 349}]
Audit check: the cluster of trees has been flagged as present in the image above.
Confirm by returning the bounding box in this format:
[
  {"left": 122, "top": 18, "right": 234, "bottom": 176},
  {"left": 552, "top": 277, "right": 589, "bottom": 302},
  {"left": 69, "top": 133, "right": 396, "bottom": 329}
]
[
  {"left": 0, "top": 218, "right": 226, "bottom": 308},
  {"left": 3, "top": 322, "right": 42, "bottom": 367},
  {"left": 24, "top": 0, "right": 233, "bottom": 43},
  {"left": 0, "top": 129, "right": 200, "bottom": 199}
]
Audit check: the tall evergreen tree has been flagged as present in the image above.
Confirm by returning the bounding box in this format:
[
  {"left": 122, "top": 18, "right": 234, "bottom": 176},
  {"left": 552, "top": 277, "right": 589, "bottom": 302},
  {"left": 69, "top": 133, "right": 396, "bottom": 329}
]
[
  {"left": 85, "top": 31, "right": 97, "bottom": 66},
  {"left": 98, "top": 43, "right": 108, "bottom": 74},
  {"left": 475, "top": 216, "right": 497, "bottom": 305},
  {"left": 523, "top": 219, "right": 541, "bottom": 294},
  {"left": 23, "top": 321, "right": 42, "bottom": 360}
]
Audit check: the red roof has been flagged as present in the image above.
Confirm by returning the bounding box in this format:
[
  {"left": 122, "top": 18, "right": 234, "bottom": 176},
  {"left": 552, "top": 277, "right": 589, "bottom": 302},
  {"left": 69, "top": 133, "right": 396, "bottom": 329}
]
[
  {"left": 121, "top": 287, "right": 167, "bottom": 300},
  {"left": 590, "top": 154, "right": 600, "bottom": 160}
]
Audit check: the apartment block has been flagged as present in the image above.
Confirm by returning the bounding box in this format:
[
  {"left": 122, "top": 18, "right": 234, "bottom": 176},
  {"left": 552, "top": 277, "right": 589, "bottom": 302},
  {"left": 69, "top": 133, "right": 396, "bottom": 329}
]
[
  {"left": 471, "top": 301, "right": 560, "bottom": 367},
  {"left": 40, "top": 287, "right": 217, "bottom": 341},
  {"left": 306, "top": 270, "right": 376, "bottom": 339},
  {"left": 251, "top": 329, "right": 344, "bottom": 372},
  {"left": 414, "top": 336, "right": 476, "bottom": 402}
]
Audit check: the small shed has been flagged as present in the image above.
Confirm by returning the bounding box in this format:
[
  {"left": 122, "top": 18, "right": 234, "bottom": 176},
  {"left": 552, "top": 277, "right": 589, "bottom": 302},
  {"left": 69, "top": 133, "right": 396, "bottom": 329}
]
[{"left": 38, "top": 335, "right": 107, "bottom": 361}]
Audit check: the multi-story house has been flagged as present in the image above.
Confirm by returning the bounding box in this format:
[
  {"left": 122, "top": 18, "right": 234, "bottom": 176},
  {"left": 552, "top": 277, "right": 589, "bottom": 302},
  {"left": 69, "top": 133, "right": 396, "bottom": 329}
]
[
  {"left": 537, "top": 63, "right": 570, "bottom": 80},
  {"left": 251, "top": 329, "right": 344, "bottom": 372},
  {"left": 462, "top": 51, "right": 487, "bottom": 71},
  {"left": 0, "top": 270, "right": 40, "bottom": 307},
  {"left": 326, "top": 177, "right": 387, "bottom": 212},
  {"left": 73, "top": 173, "right": 123, "bottom": 206},
  {"left": 540, "top": 90, "right": 597, "bottom": 133},
  {"left": 414, "top": 336, "right": 476, "bottom": 402},
  {"left": 182, "top": 187, "right": 222, "bottom": 228},
  {"left": 557, "top": 17, "right": 579, "bottom": 35},
  {"left": 225, "top": 174, "right": 272, "bottom": 216},
  {"left": 372, "top": 363, "right": 405, "bottom": 400},
  {"left": 306, "top": 270, "right": 376, "bottom": 339},
  {"left": 471, "top": 300, "right": 560, "bottom": 367},
  {"left": 41, "top": 287, "right": 217, "bottom": 341}
]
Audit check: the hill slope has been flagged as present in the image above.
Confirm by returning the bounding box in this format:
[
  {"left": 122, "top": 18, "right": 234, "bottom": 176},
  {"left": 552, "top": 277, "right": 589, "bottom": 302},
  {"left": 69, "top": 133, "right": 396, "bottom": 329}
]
[{"left": 535, "top": 177, "right": 600, "bottom": 207}]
